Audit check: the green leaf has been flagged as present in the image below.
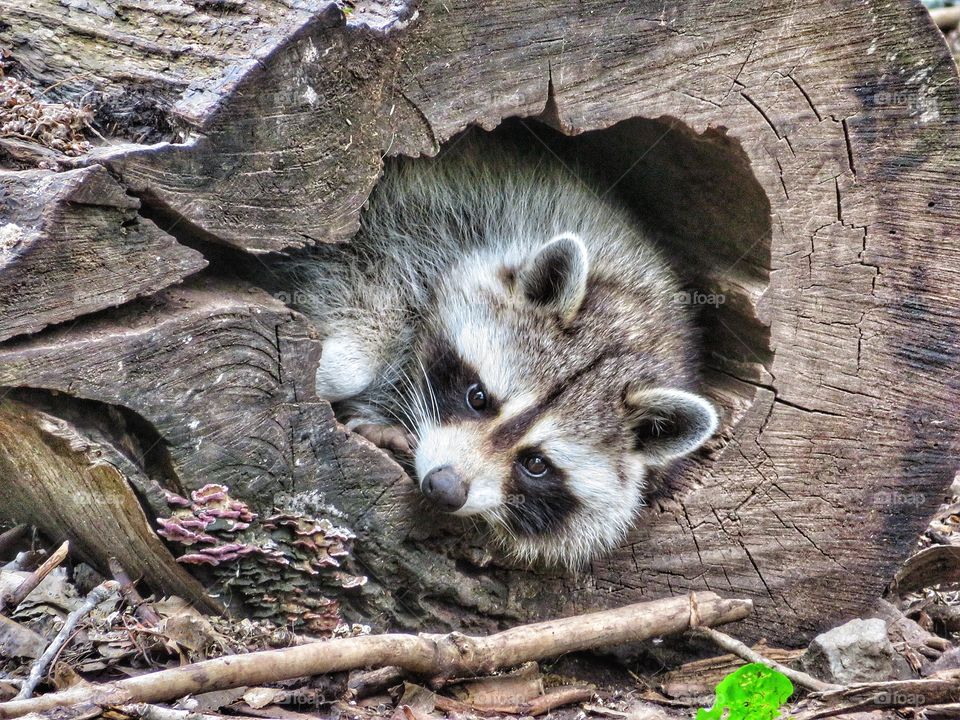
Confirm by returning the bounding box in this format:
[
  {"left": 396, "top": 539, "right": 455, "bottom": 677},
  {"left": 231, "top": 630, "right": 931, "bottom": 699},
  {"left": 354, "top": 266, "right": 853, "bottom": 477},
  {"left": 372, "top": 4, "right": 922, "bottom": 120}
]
[{"left": 695, "top": 663, "right": 794, "bottom": 720}]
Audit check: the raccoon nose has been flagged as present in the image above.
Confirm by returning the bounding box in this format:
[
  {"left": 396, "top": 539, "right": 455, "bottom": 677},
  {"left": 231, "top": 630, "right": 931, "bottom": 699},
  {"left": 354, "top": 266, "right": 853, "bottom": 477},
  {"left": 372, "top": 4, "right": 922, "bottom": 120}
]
[{"left": 421, "top": 465, "right": 468, "bottom": 512}]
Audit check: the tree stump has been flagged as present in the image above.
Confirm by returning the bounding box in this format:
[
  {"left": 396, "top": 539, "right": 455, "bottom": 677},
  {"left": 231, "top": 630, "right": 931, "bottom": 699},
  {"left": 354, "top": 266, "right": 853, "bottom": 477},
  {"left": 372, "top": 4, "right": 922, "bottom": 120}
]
[{"left": 2, "top": 0, "right": 959, "bottom": 645}]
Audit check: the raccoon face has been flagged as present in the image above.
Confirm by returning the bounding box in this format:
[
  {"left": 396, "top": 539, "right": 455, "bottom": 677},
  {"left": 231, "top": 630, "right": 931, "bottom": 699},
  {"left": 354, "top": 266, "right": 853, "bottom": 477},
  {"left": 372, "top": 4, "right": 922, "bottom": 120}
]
[{"left": 411, "top": 234, "right": 718, "bottom": 568}]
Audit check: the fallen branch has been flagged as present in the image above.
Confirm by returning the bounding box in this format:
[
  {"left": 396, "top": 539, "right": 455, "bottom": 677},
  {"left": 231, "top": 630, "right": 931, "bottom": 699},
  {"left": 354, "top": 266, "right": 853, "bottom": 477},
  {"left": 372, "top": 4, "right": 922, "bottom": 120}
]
[
  {"left": 0, "top": 592, "right": 751, "bottom": 718},
  {"left": 815, "top": 671, "right": 960, "bottom": 706},
  {"left": 118, "top": 704, "right": 229, "bottom": 720},
  {"left": 15, "top": 580, "right": 119, "bottom": 700},
  {"left": 689, "top": 625, "right": 840, "bottom": 693},
  {"left": 0, "top": 541, "right": 69, "bottom": 614},
  {"left": 348, "top": 666, "right": 405, "bottom": 700},
  {"left": 923, "top": 703, "right": 960, "bottom": 720}
]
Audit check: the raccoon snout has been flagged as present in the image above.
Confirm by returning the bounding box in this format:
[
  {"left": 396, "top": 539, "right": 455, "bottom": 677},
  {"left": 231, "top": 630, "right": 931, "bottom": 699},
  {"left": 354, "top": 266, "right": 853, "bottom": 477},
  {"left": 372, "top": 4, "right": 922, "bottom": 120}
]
[{"left": 421, "top": 465, "right": 468, "bottom": 512}]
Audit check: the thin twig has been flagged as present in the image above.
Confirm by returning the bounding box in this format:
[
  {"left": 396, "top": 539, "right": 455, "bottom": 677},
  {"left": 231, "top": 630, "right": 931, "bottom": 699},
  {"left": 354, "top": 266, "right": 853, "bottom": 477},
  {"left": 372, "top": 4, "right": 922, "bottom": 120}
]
[
  {"left": 689, "top": 625, "right": 841, "bottom": 693},
  {"left": 109, "top": 558, "right": 161, "bottom": 626},
  {"left": 0, "top": 592, "right": 752, "bottom": 718},
  {"left": 1, "top": 541, "right": 70, "bottom": 614},
  {"left": 15, "top": 580, "right": 119, "bottom": 700}
]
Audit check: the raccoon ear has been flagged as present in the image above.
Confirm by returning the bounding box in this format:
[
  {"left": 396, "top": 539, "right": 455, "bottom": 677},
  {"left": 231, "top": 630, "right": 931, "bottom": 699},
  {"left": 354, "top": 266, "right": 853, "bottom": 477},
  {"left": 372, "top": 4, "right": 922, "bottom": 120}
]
[
  {"left": 624, "top": 387, "right": 718, "bottom": 463},
  {"left": 519, "top": 233, "right": 589, "bottom": 323}
]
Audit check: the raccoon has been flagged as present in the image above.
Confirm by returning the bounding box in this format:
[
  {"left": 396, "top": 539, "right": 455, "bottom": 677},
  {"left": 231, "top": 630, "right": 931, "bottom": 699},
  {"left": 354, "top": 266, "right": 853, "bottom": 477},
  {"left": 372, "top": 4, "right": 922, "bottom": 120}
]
[{"left": 284, "top": 137, "right": 718, "bottom": 568}]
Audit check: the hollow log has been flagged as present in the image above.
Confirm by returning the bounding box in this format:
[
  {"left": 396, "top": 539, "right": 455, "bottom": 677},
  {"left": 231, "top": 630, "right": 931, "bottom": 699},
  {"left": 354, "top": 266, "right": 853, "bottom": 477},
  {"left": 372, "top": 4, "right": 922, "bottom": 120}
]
[{"left": 2, "top": 0, "right": 960, "bottom": 646}]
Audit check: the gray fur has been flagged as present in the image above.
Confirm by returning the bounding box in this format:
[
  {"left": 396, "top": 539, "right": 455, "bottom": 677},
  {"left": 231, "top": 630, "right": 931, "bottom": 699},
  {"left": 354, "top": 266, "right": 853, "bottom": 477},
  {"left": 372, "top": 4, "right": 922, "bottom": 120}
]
[{"left": 283, "top": 137, "right": 717, "bottom": 568}]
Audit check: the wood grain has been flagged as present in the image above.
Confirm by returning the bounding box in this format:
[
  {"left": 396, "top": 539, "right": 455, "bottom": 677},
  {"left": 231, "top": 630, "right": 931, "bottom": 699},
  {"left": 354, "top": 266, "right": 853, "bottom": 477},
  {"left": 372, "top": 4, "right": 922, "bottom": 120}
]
[{"left": 0, "top": 165, "right": 206, "bottom": 341}]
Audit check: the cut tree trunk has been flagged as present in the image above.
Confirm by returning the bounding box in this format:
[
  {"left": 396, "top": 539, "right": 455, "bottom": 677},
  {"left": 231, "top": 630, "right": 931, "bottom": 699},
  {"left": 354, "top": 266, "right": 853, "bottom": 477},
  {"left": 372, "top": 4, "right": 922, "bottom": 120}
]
[{"left": 1, "top": 0, "right": 960, "bottom": 646}]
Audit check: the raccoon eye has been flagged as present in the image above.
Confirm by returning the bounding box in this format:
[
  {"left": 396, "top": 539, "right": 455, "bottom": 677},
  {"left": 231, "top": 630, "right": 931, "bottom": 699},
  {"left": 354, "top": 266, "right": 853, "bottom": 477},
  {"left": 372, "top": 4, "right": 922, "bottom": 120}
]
[
  {"left": 519, "top": 454, "right": 549, "bottom": 477},
  {"left": 466, "top": 383, "right": 488, "bottom": 411}
]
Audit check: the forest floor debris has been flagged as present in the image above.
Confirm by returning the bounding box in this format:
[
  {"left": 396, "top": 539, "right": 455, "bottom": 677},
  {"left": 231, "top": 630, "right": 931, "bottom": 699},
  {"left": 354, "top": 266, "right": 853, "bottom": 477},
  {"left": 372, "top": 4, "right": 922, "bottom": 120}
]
[
  {"left": 5, "top": 474, "right": 960, "bottom": 717},
  {"left": 0, "top": 590, "right": 749, "bottom": 718},
  {"left": 0, "top": 74, "right": 94, "bottom": 162},
  {"left": 2, "top": 494, "right": 960, "bottom": 720}
]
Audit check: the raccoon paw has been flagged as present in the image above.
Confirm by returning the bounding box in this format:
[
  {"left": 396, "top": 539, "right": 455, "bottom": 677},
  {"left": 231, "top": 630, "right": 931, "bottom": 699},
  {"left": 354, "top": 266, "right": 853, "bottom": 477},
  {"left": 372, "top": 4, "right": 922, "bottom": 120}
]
[
  {"left": 351, "top": 423, "right": 416, "bottom": 456},
  {"left": 316, "top": 334, "right": 377, "bottom": 402}
]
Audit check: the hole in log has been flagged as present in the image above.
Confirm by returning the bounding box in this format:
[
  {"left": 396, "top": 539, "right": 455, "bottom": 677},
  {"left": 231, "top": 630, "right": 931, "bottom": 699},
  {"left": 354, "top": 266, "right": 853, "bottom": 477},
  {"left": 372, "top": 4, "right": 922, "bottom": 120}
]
[
  {"left": 374, "top": 117, "right": 773, "bottom": 501},
  {"left": 228, "top": 114, "right": 773, "bottom": 548}
]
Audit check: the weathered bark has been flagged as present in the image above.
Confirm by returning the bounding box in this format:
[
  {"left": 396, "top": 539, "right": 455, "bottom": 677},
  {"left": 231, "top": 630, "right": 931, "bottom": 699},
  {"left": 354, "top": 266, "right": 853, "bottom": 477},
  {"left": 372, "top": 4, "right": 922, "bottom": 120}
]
[
  {"left": 0, "top": 165, "right": 206, "bottom": 341},
  {"left": 1, "top": 0, "right": 960, "bottom": 646}
]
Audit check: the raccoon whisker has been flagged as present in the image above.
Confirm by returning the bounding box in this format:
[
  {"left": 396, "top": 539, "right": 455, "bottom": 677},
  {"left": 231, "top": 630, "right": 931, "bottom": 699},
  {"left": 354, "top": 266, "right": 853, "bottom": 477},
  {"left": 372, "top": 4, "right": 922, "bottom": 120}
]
[
  {"left": 416, "top": 360, "right": 437, "bottom": 427},
  {"left": 485, "top": 508, "right": 519, "bottom": 546},
  {"left": 416, "top": 356, "right": 440, "bottom": 425},
  {"left": 355, "top": 368, "right": 420, "bottom": 440},
  {"left": 365, "top": 397, "right": 416, "bottom": 439},
  {"left": 384, "top": 367, "right": 419, "bottom": 430},
  {"left": 400, "top": 365, "right": 433, "bottom": 438},
  {"left": 395, "top": 365, "right": 427, "bottom": 434},
  {"left": 382, "top": 395, "right": 421, "bottom": 442},
  {"left": 377, "top": 379, "right": 419, "bottom": 432},
  {"left": 461, "top": 514, "right": 482, "bottom": 536}
]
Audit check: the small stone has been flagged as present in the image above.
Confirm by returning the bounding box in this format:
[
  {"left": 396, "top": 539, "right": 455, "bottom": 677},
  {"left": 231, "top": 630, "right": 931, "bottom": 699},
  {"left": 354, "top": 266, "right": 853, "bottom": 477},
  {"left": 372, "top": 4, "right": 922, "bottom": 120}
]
[{"left": 802, "top": 618, "right": 897, "bottom": 684}]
